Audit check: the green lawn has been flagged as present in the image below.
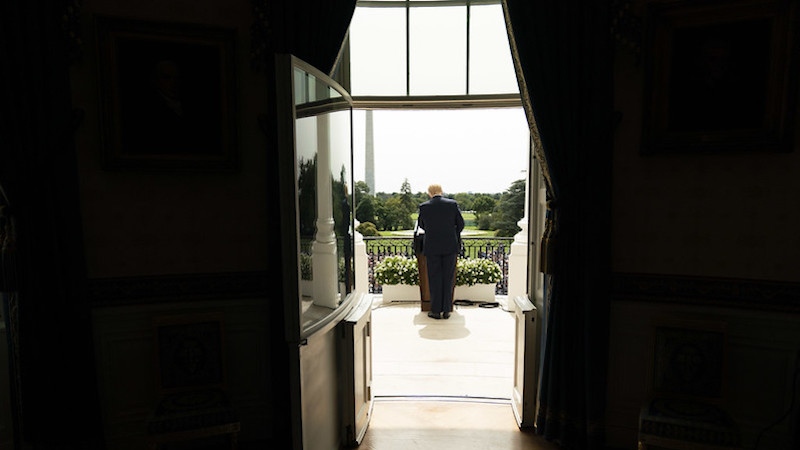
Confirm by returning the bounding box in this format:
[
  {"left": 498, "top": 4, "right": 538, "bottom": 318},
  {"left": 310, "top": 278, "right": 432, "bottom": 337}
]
[{"left": 378, "top": 212, "right": 495, "bottom": 237}]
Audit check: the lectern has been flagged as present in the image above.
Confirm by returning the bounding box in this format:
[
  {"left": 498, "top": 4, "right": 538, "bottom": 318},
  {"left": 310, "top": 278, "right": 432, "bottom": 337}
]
[{"left": 415, "top": 252, "right": 455, "bottom": 313}]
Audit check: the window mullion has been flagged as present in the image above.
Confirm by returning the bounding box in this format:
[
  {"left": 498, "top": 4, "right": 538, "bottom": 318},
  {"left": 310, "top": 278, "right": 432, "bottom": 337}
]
[
  {"left": 466, "top": 2, "right": 470, "bottom": 95},
  {"left": 406, "top": 3, "right": 410, "bottom": 96}
]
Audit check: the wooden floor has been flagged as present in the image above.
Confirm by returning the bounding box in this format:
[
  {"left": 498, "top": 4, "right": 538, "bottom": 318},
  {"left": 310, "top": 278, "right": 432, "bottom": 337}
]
[
  {"left": 360, "top": 399, "right": 561, "bottom": 450},
  {"left": 363, "top": 299, "right": 559, "bottom": 450}
]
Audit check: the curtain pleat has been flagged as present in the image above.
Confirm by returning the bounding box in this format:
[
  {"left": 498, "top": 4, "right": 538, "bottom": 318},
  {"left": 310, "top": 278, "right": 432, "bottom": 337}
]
[
  {"left": 268, "top": 0, "right": 357, "bottom": 75},
  {"left": 504, "top": 1, "right": 613, "bottom": 449},
  {"left": 1, "top": 0, "right": 102, "bottom": 448}
]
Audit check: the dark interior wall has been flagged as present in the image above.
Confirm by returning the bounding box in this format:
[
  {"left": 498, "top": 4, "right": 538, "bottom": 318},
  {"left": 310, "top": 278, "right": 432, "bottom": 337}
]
[
  {"left": 611, "top": 2, "right": 800, "bottom": 283},
  {"left": 72, "top": 0, "right": 270, "bottom": 278},
  {"left": 607, "top": 2, "right": 800, "bottom": 447},
  {"left": 65, "top": 1, "right": 284, "bottom": 448}
]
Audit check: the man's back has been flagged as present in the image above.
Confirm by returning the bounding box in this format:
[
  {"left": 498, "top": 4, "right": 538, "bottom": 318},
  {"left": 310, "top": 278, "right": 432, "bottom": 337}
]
[{"left": 418, "top": 196, "right": 464, "bottom": 256}]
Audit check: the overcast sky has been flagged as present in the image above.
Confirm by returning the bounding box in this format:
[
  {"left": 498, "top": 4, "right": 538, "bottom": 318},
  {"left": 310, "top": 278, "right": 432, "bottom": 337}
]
[
  {"left": 346, "top": 3, "right": 527, "bottom": 195},
  {"left": 353, "top": 107, "right": 529, "bottom": 195}
]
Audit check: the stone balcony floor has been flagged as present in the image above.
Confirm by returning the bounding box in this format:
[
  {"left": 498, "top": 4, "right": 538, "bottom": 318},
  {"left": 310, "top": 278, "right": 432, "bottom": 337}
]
[{"left": 370, "top": 295, "right": 514, "bottom": 400}]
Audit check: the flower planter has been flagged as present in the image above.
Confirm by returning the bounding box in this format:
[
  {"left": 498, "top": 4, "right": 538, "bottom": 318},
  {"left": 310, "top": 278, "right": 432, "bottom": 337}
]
[
  {"left": 454, "top": 283, "right": 496, "bottom": 302},
  {"left": 381, "top": 283, "right": 420, "bottom": 302}
]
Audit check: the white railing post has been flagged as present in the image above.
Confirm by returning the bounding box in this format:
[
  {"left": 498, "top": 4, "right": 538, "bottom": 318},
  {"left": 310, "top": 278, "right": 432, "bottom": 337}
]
[{"left": 507, "top": 174, "right": 531, "bottom": 312}]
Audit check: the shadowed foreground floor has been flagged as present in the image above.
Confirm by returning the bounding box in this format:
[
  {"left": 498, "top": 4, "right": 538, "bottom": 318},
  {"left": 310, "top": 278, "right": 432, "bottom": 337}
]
[{"left": 360, "top": 399, "right": 561, "bottom": 450}]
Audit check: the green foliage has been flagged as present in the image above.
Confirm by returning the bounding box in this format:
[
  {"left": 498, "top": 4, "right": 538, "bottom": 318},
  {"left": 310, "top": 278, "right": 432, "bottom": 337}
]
[
  {"left": 493, "top": 179, "right": 526, "bottom": 237},
  {"left": 453, "top": 193, "right": 473, "bottom": 211},
  {"left": 300, "top": 253, "right": 312, "bottom": 280},
  {"left": 356, "top": 221, "right": 380, "bottom": 236},
  {"left": 381, "top": 196, "right": 413, "bottom": 230},
  {"left": 472, "top": 195, "right": 496, "bottom": 214},
  {"left": 331, "top": 166, "right": 351, "bottom": 236},
  {"left": 355, "top": 195, "right": 376, "bottom": 224},
  {"left": 354, "top": 180, "right": 370, "bottom": 206},
  {"left": 339, "top": 257, "right": 348, "bottom": 283},
  {"left": 455, "top": 258, "right": 503, "bottom": 286},
  {"left": 476, "top": 213, "right": 494, "bottom": 230},
  {"left": 399, "top": 179, "right": 416, "bottom": 217},
  {"left": 297, "top": 157, "right": 317, "bottom": 237},
  {"left": 374, "top": 255, "right": 419, "bottom": 285}
]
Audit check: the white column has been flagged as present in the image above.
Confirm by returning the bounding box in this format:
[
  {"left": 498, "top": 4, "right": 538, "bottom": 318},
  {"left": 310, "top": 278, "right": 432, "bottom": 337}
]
[
  {"left": 311, "top": 114, "right": 340, "bottom": 308},
  {"left": 506, "top": 171, "right": 531, "bottom": 312},
  {"left": 353, "top": 220, "right": 369, "bottom": 295}
]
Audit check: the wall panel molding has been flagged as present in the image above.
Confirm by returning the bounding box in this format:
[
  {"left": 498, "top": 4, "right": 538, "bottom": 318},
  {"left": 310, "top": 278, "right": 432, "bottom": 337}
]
[
  {"left": 606, "top": 299, "right": 800, "bottom": 449},
  {"left": 91, "top": 298, "right": 271, "bottom": 449},
  {"left": 612, "top": 272, "right": 800, "bottom": 312}
]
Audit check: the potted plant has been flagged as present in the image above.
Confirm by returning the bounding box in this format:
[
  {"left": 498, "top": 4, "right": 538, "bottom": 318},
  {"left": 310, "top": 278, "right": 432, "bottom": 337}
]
[
  {"left": 454, "top": 258, "right": 502, "bottom": 302},
  {"left": 375, "top": 255, "right": 420, "bottom": 301}
]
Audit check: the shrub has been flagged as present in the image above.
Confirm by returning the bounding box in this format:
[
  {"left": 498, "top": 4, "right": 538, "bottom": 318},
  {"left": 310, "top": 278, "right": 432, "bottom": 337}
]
[
  {"left": 374, "top": 255, "right": 419, "bottom": 285},
  {"left": 356, "top": 221, "right": 380, "bottom": 236},
  {"left": 476, "top": 213, "right": 494, "bottom": 230},
  {"left": 300, "top": 253, "right": 312, "bottom": 280},
  {"left": 455, "top": 258, "right": 502, "bottom": 286}
]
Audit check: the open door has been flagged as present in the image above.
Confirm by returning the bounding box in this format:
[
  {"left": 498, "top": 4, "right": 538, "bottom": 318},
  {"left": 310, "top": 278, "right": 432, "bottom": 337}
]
[
  {"left": 511, "top": 295, "right": 538, "bottom": 427},
  {"left": 340, "top": 293, "right": 373, "bottom": 446},
  {"left": 510, "top": 155, "right": 547, "bottom": 428},
  {"left": 274, "top": 53, "right": 373, "bottom": 449}
]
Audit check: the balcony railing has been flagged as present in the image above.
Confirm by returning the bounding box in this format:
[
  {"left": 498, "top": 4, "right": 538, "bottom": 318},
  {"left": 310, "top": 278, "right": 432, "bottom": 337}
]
[{"left": 364, "top": 236, "right": 513, "bottom": 295}]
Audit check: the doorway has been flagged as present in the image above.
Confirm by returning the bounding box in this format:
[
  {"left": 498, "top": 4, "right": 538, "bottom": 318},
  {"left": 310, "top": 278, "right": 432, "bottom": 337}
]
[{"left": 351, "top": 106, "right": 530, "bottom": 401}]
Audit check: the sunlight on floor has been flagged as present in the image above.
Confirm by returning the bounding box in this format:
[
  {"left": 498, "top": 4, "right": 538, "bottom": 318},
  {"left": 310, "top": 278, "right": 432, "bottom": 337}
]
[{"left": 370, "top": 298, "right": 515, "bottom": 399}]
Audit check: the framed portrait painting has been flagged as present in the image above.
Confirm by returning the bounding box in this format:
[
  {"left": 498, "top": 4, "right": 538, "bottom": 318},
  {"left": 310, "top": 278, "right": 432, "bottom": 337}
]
[
  {"left": 96, "top": 17, "right": 237, "bottom": 170},
  {"left": 641, "top": 0, "right": 797, "bottom": 154}
]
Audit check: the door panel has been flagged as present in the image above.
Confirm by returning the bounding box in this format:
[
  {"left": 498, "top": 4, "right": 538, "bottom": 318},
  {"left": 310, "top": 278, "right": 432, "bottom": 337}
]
[
  {"left": 341, "top": 293, "right": 374, "bottom": 446},
  {"left": 511, "top": 295, "right": 537, "bottom": 427},
  {"left": 510, "top": 156, "right": 546, "bottom": 428}
]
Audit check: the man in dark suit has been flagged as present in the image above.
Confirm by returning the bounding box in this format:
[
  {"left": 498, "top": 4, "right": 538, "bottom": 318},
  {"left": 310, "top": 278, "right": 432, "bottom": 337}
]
[{"left": 417, "top": 184, "right": 465, "bottom": 320}]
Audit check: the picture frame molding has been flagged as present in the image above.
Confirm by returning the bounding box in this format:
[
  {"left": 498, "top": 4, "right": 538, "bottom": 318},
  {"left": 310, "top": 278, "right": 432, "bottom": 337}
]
[
  {"left": 95, "top": 16, "right": 239, "bottom": 171},
  {"left": 640, "top": 0, "right": 798, "bottom": 155}
]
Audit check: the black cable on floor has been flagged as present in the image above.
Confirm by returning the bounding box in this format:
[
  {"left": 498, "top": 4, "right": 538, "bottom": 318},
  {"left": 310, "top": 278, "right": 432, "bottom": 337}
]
[{"left": 453, "top": 299, "right": 499, "bottom": 308}]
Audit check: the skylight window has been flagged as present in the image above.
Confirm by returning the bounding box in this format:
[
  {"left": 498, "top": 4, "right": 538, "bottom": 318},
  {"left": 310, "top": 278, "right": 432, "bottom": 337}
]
[{"left": 348, "top": 0, "right": 519, "bottom": 97}]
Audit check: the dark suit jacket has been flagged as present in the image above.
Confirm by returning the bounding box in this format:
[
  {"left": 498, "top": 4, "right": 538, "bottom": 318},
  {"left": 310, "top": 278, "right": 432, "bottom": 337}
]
[{"left": 417, "top": 195, "right": 465, "bottom": 256}]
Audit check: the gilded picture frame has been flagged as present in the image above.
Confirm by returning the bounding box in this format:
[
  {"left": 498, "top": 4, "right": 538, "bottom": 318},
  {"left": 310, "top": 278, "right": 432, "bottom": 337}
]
[
  {"left": 96, "top": 17, "right": 238, "bottom": 170},
  {"left": 641, "top": 0, "right": 797, "bottom": 154}
]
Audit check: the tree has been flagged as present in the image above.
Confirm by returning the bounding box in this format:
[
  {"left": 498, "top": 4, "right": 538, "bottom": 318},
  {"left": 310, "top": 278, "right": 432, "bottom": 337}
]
[
  {"left": 453, "top": 193, "right": 474, "bottom": 211},
  {"left": 472, "top": 195, "right": 496, "bottom": 215},
  {"left": 399, "top": 179, "right": 415, "bottom": 213},
  {"left": 493, "top": 179, "right": 526, "bottom": 237},
  {"left": 355, "top": 195, "right": 376, "bottom": 225},
  {"left": 383, "top": 196, "right": 413, "bottom": 230},
  {"left": 354, "top": 180, "right": 370, "bottom": 206},
  {"left": 472, "top": 195, "right": 496, "bottom": 231}
]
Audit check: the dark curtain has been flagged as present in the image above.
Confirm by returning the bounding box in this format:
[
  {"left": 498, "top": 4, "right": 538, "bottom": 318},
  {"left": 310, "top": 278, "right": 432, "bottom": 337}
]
[
  {"left": 267, "top": 0, "right": 357, "bottom": 75},
  {"left": 0, "top": 1, "right": 103, "bottom": 449},
  {"left": 504, "top": 2, "right": 613, "bottom": 449}
]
